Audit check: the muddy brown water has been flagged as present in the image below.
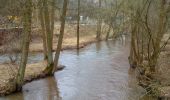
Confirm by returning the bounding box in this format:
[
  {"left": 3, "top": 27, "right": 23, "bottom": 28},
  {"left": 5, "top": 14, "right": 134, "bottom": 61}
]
[{"left": 0, "top": 39, "right": 154, "bottom": 100}]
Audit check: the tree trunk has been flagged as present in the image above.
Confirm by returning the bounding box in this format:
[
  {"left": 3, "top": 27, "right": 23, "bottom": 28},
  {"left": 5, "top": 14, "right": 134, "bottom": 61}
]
[
  {"left": 16, "top": 0, "right": 32, "bottom": 90},
  {"left": 105, "top": 24, "right": 111, "bottom": 40},
  {"left": 129, "top": 14, "right": 138, "bottom": 68},
  {"left": 53, "top": 0, "right": 68, "bottom": 72},
  {"left": 43, "top": 0, "right": 54, "bottom": 75},
  {"left": 77, "top": 0, "right": 80, "bottom": 49},
  {"left": 96, "top": 0, "right": 102, "bottom": 41},
  {"left": 39, "top": 0, "right": 48, "bottom": 60},
  {"left": 50, "top": 0, "right": 56, "bottom": 47},
  {"left": 149, "top": 0, "right": 166, "bottom": 72}
]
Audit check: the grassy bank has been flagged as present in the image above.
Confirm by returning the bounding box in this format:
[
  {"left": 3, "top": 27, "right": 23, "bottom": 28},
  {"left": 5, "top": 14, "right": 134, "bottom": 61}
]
[
  {"left": 0, "top": 36, "right": 99, "bottom": 96},
  {"left": 0, "top": 38, "right": 101, "bottom": 96},
  {"left": 0, "top": 61, "right": 46, "bottom": 96},
  {"left": 29, "top": 35, "right": 97, "bottom": 52},
  {"left": 0, "top": 24, "right": 105, "bottom": 96}
]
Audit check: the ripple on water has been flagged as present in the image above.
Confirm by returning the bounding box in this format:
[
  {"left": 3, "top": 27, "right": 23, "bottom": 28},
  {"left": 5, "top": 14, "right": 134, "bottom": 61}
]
[{"left": 0, "top": 40, "right": 150, "bottom": 100}]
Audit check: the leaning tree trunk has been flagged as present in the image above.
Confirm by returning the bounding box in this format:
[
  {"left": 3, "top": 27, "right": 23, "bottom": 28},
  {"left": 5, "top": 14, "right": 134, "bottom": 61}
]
[
  {"left": 16, "top": 0, "right": 32, "bottom": 90},
  {"left": 53, "top": 0, "right": 68, "bottom": 72},
  {"left": 43, "top": 0, "right": 54, "bottom": 75}
]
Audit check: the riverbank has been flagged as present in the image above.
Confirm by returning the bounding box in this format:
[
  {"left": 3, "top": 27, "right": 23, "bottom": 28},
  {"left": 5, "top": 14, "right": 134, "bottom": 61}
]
[
  {"left": 0, "top": 61, "right": 47, "bottom": 96},
  {"left": 29, "top": 35, "right": 97, "bottom": 52},
  {"left": 0, "top": 36, "right": 101, "bottom": 96},
  {"left": 0, "top": 40, "right": 147, "bottom": 100},
  {"left": 0, "top": 23, "right": 106, "bottom": 96},
  {"left": 0, "top": 24, "right": 99, "bottom": 53},
  {"left": 139, "top": 34, "right": 170, "bottom": 99}
]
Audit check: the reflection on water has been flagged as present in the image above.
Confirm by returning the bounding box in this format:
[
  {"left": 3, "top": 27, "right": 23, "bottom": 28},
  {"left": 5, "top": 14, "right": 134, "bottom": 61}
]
[
  {"left": 0, "top": 38, "right": 154, "bottom": 100},
  {"left": 1, "top": 77, "right": 61, "bottom": 100}
]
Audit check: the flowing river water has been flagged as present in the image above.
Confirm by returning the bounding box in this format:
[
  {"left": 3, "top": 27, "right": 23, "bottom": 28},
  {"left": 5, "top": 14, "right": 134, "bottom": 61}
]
[{"left": 0, "top": 39, "right": 154, "bottom": 100}]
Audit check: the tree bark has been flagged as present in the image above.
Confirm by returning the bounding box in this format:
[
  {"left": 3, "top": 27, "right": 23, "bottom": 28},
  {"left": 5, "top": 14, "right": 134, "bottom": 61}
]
[
  {"left": 16, "top": 0, "right": 32, "bottom": 90},
  {"left": 43, "top": 0, "right": 54, "bottom": 74},
  {"left": 53, "top": 0, "right": 68, "bottom": 72}
]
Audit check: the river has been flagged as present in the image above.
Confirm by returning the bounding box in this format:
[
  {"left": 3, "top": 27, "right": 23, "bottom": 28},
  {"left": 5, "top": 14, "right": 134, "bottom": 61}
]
[{"left": 0, "top": 39, "right": 153, "bottom": 100}]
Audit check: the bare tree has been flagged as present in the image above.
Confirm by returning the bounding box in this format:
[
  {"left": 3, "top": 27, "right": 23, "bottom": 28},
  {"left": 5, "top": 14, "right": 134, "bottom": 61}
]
[
  {"left": 16, "top": 0, "right": 32, "bottom": 90},
  {"left": 42, "top": 0, "right": 54, "bottom": 75},
  {"left": 38, "top": 0, "right": 48, "bottom": 60},
  {"left": 53, "top": 0, "right": 68, "bottom": 72}
]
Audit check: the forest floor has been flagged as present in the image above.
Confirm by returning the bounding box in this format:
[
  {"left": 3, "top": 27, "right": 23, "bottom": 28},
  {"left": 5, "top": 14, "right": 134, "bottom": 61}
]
[{"left": 0, "top": 24, "right": 107, "bottom": 96}]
